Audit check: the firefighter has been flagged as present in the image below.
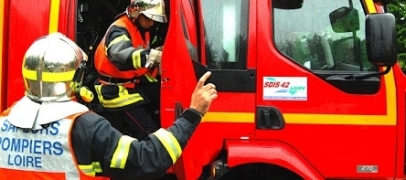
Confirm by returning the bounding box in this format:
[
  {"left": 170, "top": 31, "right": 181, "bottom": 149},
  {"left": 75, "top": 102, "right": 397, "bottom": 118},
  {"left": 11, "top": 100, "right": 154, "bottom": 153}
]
[
  {"left": 0, "top": 32, "right": 217, "bottom": 180},
  {"left": 93, "top": 0, "right": 167, "bottom": 139}
]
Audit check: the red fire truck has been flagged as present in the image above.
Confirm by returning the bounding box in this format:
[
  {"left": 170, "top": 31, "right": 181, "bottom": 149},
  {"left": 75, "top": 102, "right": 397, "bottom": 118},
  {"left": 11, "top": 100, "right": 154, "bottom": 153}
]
[{"left": 1, "top": 0, "right": 406, "bottom": 179}]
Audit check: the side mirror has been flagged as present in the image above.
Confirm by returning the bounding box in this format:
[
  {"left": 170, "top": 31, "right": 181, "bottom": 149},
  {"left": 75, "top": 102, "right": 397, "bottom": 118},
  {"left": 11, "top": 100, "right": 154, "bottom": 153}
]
[
  {"left": 329, "top": 7, "right": 360, "bottom": 33},
  {"left": 273, "top": 0, "right": 303, "bottom": 9},
  {"left": 366, "top": 13, "right": 397, "bottom": 66}
]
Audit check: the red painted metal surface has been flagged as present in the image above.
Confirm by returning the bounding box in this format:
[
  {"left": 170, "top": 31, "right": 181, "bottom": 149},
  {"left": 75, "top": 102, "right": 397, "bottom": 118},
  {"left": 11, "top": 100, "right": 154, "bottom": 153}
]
[
  {"left": 164, "top": 0, "right": 257, "bottom": 179},
  {"left": 1, "top": 0, "right": 405, "bottom": 179},
  {"left": 256, "top": 125, "right": 397, "bottom": 177},
  {"left": 2, "top": 0, "right": 76, "bottom": 109},
  {"left": 393, "top": 64, "right": 406, "bottom": 178},
  {"left": 225, "top": 140, "right": 325, "bottom": 180},
  {"left": 170, "top": 0, "right": 404, "bottom": 179},
  {"left": 59, "top": 0, "right": 77, "bottom": 40},
  {"left": 252, "top": 0, "right": 399, "bottom": 178},
  {"left": 0, "top": 0, "right": 9, "bottom": 111},
  {"left": 5, "top": 0, "right": 51, "bottom": 107}
]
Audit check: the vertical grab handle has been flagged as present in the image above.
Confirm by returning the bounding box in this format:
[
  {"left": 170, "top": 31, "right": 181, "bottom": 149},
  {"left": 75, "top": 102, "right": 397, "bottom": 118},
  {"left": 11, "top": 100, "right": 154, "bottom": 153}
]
[{"left": 256, "top": 106, "right": 285, "bottom": 130}]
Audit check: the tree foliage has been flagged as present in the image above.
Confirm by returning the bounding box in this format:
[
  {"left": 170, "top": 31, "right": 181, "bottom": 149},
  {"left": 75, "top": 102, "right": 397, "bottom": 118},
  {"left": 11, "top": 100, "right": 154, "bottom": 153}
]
[{"left": 388, "top": 0, "right": 406, "bottom": 72}]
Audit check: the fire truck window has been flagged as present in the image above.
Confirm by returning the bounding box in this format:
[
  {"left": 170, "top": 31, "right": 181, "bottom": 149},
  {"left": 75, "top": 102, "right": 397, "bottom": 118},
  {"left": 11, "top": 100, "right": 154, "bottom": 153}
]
[
  {"left": 181, "top": 12, "right": 190, "bottom": 41},
  {"left": 273, "top": 0, "right": 374, "bottom": 72},
  {"left": 181, "top": 10, "right": 198, "bottom": 61},
  {"left": 188, "top": 0, "right": 195, "bottom": 14},
  {"left": 201, "top": 0, "right": 248, "bottom": 69}
]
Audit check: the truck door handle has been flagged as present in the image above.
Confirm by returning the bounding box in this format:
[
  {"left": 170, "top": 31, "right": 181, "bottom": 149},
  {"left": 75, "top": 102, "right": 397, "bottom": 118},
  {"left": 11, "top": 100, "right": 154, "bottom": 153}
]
[
  {"left": 175, "top": 102, "right": 184, "bottom": 118},
  {"left": 256, "top": 106, "right": 285, "bottom": 130}
]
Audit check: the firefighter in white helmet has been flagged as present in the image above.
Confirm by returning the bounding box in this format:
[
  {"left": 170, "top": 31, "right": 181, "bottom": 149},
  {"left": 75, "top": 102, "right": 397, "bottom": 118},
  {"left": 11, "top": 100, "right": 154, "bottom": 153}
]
[
  {"left": 93, "top": 0, "right": 168, "bottom": 140},
  {"left": 0, "top": 32, "right": 218, "bottom": 180}
]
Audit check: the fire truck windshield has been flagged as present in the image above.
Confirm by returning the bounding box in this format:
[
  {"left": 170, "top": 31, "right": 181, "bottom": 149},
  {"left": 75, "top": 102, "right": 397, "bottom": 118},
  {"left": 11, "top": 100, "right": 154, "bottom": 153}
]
[{"left": 273, "top": 0, "right": 372, "bottom": 72}]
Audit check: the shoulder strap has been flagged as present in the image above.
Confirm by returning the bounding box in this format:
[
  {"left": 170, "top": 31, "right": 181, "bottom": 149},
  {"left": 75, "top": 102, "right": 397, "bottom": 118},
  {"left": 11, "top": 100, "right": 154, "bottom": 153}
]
[{"left": 66, "top": 111, "right": 93, "bottom": 120}]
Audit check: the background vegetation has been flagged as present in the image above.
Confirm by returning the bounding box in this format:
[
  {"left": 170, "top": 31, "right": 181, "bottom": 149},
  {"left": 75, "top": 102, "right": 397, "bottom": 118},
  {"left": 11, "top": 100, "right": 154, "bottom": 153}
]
[{"left": 388, "top": 0, "right": 406, "bottom": 72}]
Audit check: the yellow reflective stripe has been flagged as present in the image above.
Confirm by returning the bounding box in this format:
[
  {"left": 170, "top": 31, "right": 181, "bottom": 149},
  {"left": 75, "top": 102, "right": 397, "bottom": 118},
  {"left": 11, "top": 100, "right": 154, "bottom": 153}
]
[
  {"left": 92, "top": 162, "right": 103, "bottom": 173},
  {"left": 95, "top": 85, "right": 144, "bottom": 108},
  {"left": 202, "top": 112, "right": 254, "bottom": 123},
  {"left": 286, "top": 68, "right": 397, "bottom": 125},
  {"left": 107, "top": 34, "right": 131, "bottom": 49},
  {"left": 144, "top": 74, "right": 158, "bottom": 82},
  {"left": 110, "top": 135, "right": 136, "bottom": 169},
  {"left": 365, "top": 0, "right": 377, "bottom": 13},
  {"left": 151, "top": 35, "right": 158, "bottom": 45},
  {"left": 22, "top": 69, "right": 75, "bottom": 82},
  {"left": 202, "top": 70, "right": 396, "bottom": 125},
  {"left": 49, "top": 0, "right": 60, "bottom": 33},
  {"left": 153, "top": 128, "right": 182, "bottom": 164},
  {"left": 78, "top": 164, "right": 96, "bottom": 176},
  {"left": 78, "top": 162, "right": 103, "bottom": 176},
  {"left": 132, "top": 49, "right": 143, "bottom": 69}
]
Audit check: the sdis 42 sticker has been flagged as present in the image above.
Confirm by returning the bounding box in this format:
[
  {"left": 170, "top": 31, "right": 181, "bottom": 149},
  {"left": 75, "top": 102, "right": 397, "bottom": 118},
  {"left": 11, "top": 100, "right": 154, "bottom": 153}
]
[{"left": 263, "top": 77, "right": 307, "bottom": 100}]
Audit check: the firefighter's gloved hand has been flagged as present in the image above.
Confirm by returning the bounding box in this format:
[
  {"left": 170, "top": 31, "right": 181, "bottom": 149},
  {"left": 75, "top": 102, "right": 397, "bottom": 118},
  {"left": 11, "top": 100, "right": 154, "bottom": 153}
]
[
  {"left": 145, "top": 47, "right": 163, "bottom": 69},
  {"left": 154, "top": 46, "right": 164, "bottom": 51}
]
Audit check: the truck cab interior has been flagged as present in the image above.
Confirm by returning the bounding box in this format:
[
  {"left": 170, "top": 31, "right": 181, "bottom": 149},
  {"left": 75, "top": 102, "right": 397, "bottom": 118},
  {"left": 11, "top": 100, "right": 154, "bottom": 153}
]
[{"left": 75, "top": 0, "right": 170, "bottom": 128}]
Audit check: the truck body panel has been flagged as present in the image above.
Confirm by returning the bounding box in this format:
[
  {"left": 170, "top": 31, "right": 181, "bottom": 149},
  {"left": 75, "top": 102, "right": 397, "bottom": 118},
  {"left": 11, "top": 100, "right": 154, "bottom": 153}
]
[{"left": 1, "top": 0, "right": 405, "bottom": 179}]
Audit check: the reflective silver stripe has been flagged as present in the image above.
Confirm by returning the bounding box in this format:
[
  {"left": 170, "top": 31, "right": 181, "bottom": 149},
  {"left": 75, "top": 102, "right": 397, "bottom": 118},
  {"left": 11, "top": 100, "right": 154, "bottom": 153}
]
[
  {"left": 110, "top": 135, "right": 137, "bottom": 169},
  {"left": 152, "top": 128, "right": 182, "bottom": 164}
]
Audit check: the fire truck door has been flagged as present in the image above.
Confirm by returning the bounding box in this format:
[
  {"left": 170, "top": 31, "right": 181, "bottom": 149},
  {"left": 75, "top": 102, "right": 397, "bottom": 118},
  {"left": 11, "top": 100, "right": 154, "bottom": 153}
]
[
  {"left": 160, "top": 0, "right": 201, "bottom": 128},
  {"left": 196, "top": 0, "right": 257, "bottom": 131},
  {"left": 254, "top": 0, "right": 397, "bottom": 176},
  {"left": 162, "top": 0, "right": 257, "bottom": 134}
]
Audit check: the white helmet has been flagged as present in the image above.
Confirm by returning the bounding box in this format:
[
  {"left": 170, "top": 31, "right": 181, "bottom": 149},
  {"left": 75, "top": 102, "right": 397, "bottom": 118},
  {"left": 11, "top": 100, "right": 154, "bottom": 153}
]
[
  {"left": 128, "top": 0, "right": 167, "bottom": 23},
  {"left": 22, "top": 32, "right": 88, "bottom": 102}
]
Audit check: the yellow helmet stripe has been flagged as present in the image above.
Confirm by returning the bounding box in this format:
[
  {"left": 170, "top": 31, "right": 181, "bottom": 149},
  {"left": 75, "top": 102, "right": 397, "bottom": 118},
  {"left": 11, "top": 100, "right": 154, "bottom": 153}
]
[{"left": 22, "top": 69, "right": 75, "bottom": 82}]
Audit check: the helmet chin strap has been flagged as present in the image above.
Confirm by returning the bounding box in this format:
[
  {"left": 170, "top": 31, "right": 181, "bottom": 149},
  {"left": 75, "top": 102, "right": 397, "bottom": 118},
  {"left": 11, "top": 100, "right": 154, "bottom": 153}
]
[{"left": 71, "top": 60, "right": 94, "bottom": 103}]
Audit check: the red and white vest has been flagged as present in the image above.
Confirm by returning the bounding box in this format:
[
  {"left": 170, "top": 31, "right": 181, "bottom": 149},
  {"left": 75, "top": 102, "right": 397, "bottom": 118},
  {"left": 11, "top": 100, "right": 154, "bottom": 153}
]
[{"left": 0, "top": 97, "right": 109, "bottom": 180}]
